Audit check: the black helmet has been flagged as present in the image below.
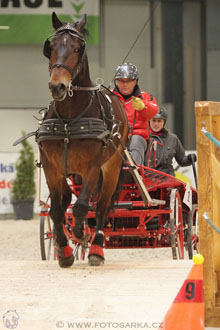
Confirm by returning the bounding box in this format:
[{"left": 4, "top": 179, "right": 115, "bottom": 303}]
[
  {"left": 115, "top": 62, "right": 139, "bottom": 80},
  {"left": 153, "top": 106, "right": 168, "bottom": 121}
]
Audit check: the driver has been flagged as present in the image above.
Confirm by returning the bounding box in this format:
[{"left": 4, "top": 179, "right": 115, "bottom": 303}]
[{"left": 113, "top": 62, "right": 158, "bottom": 165}]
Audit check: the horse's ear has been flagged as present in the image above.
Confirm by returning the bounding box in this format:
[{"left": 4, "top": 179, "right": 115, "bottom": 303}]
[
  {"left": 52, "top": 12, "right": 63, "bottom": 30},
  {"left": 75, "top": 14, "right": 87, "bottom": 33}
]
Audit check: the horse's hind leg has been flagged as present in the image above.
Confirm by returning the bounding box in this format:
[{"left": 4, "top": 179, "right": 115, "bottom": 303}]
[
  {"left": 49, "top": 178, "right": 74, "bottom": 268},
  {"left": 88, "top": 156, "right": 122, "bottom": 266}
]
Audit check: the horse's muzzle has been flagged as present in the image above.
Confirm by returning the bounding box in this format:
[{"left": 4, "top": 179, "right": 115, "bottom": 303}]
[{"left": 48, "top": 81, "right": 67, "bottom": 101}]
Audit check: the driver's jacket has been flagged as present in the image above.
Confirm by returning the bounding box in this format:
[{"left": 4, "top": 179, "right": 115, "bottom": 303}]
[
  {"left": 113, "top": 86, "right": 158, "bottom": 140},
  {"left": 145, "top": 128, "right": 192, "bottom": 176}
]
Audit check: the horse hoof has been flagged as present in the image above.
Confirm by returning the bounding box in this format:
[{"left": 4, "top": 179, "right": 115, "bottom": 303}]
[
  {"left": 57, "top": 245, "right": 74, "bottom": 268},
  {"left": 88, "top": 244, "right": 104, "bottom": 266},
  {"left": 88, "top": 255, "right": 104, "bottom": 266},
  {"left": 59, "top": 255, "right": 75, "bottom": 268}
]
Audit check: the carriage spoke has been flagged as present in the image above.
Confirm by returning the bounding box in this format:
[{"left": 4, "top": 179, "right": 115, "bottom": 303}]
[{"left": 170, "top": 189, "right": 184, "bottom": 260}]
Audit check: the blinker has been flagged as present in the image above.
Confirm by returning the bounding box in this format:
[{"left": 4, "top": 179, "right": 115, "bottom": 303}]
[{"left": 43, "top": 38, "right": 51, "bottom": 59}]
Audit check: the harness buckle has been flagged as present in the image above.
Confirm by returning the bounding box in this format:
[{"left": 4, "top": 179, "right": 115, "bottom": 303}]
[
  {"left": 111, "top": 123, "right": 120, "bottom": 137},
  {"left": 68, "top": 80, "right": 73, "bottom": 97},
  {"left": 95, "top": 77, "right": 104, "bottom": 91}
]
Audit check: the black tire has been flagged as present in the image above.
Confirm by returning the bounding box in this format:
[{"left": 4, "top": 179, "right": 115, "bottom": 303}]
[
  {"left": 187, "top": 204, "right": 198, "bottom": 259},
  {"left": 170, "top": 189, "right": 184, "bottom": 260},
  {"left": 170, "top": 189, "right": 177, "bottom": 259},
  {"left": 40, "top": 212, "right": 55, "bottom": 260}
]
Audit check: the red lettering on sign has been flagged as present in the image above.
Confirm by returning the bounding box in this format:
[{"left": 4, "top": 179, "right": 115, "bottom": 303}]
[{"left": 0, "top": 180, "right": 12, "bottom": 189}]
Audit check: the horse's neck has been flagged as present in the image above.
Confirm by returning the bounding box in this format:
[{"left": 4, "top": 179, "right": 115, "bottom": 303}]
[{"left": 77, "top": 55, "right": 92, "bottom": 87}]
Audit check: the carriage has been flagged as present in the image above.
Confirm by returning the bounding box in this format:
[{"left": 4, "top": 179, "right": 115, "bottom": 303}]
[{"left": 39, "top": 163, "right": 198, "bottom": 262}]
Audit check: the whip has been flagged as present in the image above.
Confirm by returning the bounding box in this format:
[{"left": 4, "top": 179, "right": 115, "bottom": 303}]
[{"left": 108, "top": 0, "right": 159, "bottom": 88}]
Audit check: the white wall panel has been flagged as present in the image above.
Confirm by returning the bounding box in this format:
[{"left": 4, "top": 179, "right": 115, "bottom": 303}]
[
  {"left": 0, "top": 45, "right": 51, "bottom": 108},
  {"left": 100, "top": 0, "right": 162, "bottom": 98}
]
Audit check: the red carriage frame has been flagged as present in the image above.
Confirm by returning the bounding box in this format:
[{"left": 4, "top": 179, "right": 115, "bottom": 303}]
[{"left": 39, "top": 163, "right": 198, "bottom": 262}]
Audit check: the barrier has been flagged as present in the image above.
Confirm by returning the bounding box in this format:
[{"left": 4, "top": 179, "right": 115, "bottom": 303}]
[
  {"left": 162, "top": 254, "right": 204, "bottom": 330},
  {"left": 195, "top": 101, "right": 220, "bottom": 326}
]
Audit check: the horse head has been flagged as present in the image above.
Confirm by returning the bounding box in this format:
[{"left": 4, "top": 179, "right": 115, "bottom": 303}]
[{"left": 44, "top": 12, "right": 87, "bottom": 101}]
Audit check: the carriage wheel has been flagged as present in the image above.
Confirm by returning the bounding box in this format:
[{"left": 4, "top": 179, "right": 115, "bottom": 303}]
[
  {"left": 187, "top": 204, "right": 199, "bottom": 259},
  {"left": 40, "top": 211, "right": 56, "bottom": 260},
  {"left": 170, "top": 189, "right": 184, "bottom": 260}
]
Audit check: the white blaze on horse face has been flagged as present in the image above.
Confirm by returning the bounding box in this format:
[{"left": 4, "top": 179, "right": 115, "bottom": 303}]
[
  {"left": 63, "top": 38, "right": 67, "bottom": 46},
  {"left": 49, "top": 69, "right": 71, "bottom": 101}
]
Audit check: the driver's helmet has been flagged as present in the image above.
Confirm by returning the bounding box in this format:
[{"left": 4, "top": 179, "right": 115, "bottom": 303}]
[
  {"left": 115, "top": 62, "right": 139, "bottom": 80},
  {"left": 153, "top": 106, "right": 168, "bottom": 121}
]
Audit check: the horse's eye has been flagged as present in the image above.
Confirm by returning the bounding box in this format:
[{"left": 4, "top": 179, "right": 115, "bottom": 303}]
[{"left": 74, "top": 48, "right": 80, "bottom": 53}]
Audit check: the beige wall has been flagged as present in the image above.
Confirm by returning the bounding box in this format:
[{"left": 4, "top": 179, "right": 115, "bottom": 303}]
[{"left": 0, "top": 0, "right": 218, "bottom": 152}]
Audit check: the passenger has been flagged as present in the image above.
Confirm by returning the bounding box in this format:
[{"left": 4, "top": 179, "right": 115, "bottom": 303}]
[
  {"left": 113, "top": 62, "right": 158, "bottom": 165},
  {"left": 146, "top": 106, "right": 197, "bottom": 176}
]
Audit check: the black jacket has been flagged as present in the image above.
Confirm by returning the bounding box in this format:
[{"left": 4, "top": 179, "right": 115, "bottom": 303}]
[{"left": 145, "top": 128, "right": 192, "bottom": 176}]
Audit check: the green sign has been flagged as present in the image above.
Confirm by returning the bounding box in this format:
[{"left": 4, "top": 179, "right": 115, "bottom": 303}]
[{"left": 0, "top": 0, "right": 99, "bottom": 44}]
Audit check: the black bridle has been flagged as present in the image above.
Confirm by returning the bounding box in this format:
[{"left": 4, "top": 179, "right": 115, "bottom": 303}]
[{"left": 43, "top": 24, "right": 86, "bottom": 80}]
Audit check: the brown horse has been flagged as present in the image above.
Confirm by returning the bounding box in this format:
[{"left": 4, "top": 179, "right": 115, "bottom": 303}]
[{"left": 39, "top": 12, "right": 129, "bottom": 267}]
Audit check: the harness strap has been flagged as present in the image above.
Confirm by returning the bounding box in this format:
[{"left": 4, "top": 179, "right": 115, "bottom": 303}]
[
  {"left": 71, "top": 85, "right": 101, "bottom": 91},
  {"left": 13, "top": 131, "right": 36, "bottom": 146},
  {"left": 63, "top": 138, "right": 69, "bottom": 178},
  {"left": 37, "top": 118, "right": 110, "bottom": 141},
  {"left": 50, "top": 63, "right": 75, "bottom": 77},
  {"left": 36, "top": 116, "right": 112, "bottom": 178}
]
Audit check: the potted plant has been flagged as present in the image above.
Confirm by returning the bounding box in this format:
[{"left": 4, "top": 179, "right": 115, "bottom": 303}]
[{"left": 11, "top": 131, "right": 36, "bottom": 220}]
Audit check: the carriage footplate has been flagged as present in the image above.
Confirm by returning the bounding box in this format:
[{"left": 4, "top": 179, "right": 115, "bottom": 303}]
[{"left": 151, "top": 198, "right": 166, "bottom": 206}]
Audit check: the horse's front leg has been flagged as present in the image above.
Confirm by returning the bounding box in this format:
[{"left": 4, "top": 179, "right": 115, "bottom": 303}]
[
  {"left": 72, "top": 168, "right": 100, "bottom": 241},
  {"left": 49, "top": 181, "right": 74, "bottom": 268},
  {"left": 88, "top": 155, "right": 123, "bottom": 266},
  {"left": 88, "top": 207, "right": 107, "bottom": 266}
]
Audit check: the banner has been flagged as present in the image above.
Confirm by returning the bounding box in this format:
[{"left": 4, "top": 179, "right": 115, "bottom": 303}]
[
  {"left": 0, "top": 0, "right": 99, "bottom": 44},
  {"left": 0, "top": 153, "right": 17, "bottom": 214},
  {"left": 0, "top": 153, "right": 49, "bottom": 215}
]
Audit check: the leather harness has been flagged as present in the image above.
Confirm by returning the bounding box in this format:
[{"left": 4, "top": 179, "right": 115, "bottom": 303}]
[{"left": 13, "top": 86, "right": 122, "bottom": 177}]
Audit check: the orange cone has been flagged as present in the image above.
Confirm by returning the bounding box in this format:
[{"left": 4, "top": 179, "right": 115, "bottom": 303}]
[{"left": 162, "top": 254, "right": 204, "bottom": 330}]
